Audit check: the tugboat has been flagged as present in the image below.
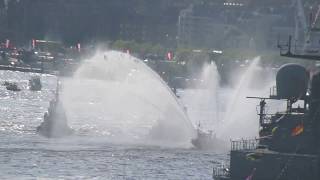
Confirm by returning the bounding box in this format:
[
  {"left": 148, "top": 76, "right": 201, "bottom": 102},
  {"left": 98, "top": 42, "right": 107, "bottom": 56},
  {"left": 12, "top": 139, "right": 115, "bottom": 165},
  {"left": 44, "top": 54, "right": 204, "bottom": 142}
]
[
  {"left": 29, "top": 76, "right": 42, "bottom": 91},
  {"left": 37, "top": 85, "right": 73, "bottom": 138},
  {"left": 213, "top": 5, "right": 320, "bottom": 180},
  {"left": 37, "top": 99, "right": 73, "bottom": 138},
  {"left": 191, "top": 122, "right": 227, "bottom": 151}
]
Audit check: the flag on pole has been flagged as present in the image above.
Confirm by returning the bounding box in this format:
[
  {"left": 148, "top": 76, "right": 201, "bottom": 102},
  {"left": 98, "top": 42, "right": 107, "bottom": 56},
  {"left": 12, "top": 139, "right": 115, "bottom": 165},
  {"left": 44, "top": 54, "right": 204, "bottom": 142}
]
[{"left": 5, "top": 39, "right": 10, "bottom": 49}]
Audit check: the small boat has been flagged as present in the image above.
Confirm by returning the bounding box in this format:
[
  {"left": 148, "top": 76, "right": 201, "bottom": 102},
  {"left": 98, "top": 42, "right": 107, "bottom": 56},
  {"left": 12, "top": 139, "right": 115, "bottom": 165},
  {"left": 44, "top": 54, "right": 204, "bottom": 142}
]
[
  {"left": 191, "top": 123, "right": 226, "bottom": 150},
  {"left": 4, "top": 82, "right": 21, "bottom": 91},
  {"left": 29, "top": 76, "right": 42, "bottom": 91},
  {"left": 2, "top": 81, "right": 10, "bottom": 86}
]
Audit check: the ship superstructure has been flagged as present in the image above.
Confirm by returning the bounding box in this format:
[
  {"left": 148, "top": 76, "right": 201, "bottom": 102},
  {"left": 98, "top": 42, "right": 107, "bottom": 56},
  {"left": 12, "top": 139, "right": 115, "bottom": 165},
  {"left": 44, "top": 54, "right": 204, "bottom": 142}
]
[{"left": 213, "top": 2, "right": 320, "bottom": 180}]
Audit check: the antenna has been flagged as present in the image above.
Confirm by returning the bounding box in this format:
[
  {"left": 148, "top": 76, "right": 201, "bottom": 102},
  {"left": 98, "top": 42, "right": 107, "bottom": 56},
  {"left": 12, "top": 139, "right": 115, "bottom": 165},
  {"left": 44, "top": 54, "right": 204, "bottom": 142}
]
[
  {"left": 288, "top": 35, "right": 292, "bottom": 55},
  {"left": 309, "top": 13, "right": 313, "bottom": 29}
]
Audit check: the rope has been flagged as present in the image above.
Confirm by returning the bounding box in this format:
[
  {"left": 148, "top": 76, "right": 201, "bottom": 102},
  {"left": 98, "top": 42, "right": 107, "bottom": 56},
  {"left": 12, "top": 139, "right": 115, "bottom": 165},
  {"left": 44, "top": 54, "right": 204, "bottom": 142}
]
[
  {"left": 275, "top": 142, "right": 302, "bottom": 180},
  {"left": 312, "top": 5, "right": 320, "bottom": 28},
  {"left": 274, "top": 105, "right": 306, "bottom": 179}
]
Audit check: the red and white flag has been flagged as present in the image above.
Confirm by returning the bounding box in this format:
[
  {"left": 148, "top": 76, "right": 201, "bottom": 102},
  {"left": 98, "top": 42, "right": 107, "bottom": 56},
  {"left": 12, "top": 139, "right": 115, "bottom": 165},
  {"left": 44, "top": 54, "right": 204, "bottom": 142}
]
[
  {"left": 167, "top": 52, "right": 173, "bottom": 61},
  {"left": 5, "top": 39, "right": 10, "bottom": 49},
  {"left": 77, "top": 43, "right": 81, "bottom": 52}
]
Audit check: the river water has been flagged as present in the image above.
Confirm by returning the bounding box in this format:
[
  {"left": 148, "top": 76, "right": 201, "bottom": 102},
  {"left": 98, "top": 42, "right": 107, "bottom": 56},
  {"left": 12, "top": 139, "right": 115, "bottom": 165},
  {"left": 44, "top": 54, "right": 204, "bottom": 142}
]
[{"left": 0, "top": 70, "right": 228, "bottom": 180}]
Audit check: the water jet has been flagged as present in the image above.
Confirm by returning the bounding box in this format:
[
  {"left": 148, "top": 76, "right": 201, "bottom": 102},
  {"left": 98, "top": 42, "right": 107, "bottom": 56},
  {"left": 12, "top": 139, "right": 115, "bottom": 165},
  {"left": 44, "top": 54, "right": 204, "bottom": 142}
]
[{"left": 62, "top": 51, "right": 195, "bottom": 147}]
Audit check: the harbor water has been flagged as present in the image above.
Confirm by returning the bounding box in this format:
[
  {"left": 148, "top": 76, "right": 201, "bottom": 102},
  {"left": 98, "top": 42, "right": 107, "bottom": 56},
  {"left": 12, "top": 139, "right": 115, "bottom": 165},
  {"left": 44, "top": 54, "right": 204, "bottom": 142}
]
[{"left": 0, "top": 70, "right": 228, "bottom": 179}]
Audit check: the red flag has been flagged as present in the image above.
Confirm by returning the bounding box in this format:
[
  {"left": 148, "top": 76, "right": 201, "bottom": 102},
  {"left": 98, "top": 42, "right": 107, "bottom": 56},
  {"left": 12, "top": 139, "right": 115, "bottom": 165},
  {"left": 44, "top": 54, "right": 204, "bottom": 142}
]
[{"left": 291, "top": 124, "right": 304, "bottom": 136}]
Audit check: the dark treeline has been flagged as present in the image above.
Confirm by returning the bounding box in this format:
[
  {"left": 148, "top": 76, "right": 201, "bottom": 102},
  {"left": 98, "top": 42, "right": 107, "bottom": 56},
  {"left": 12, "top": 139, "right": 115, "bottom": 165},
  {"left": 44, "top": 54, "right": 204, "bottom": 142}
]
[
  {"left": 1, "top": 0, "right": 318, "bottom": 47},
  {"left": 4, "top": 0, "right": 195, "bottom": 46}
]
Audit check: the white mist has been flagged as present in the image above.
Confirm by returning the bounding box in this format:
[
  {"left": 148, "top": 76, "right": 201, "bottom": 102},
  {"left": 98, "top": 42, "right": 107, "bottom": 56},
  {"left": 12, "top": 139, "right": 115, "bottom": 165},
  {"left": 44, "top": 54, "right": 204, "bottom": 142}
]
[{"left": 61, "top": 51, "right": 195, "bottom": 147}]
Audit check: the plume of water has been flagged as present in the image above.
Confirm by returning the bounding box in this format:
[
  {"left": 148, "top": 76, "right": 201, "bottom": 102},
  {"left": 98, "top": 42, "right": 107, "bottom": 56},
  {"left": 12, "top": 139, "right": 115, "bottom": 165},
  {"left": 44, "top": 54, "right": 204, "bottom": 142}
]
[
  {"left": 61, "top": 51, "right": 195, "bottom": 147},
  {"left": 216, "top": 57, "right": 262, "bottom": 140},
  {"left": 179, "top": 56, "right": 280, "bottom": 145},
  {"left": 180, "top": 58, "right": 261, "bottom": 140},
  {"left": 179, "top": 62, "right": 220, "bottom": 132}
]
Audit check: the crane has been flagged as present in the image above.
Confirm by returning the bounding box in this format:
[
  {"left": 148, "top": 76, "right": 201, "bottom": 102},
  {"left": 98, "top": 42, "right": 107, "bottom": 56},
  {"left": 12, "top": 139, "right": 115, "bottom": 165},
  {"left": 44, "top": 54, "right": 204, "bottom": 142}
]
[
  {"left": 312, "top": 4, "right": 320, "bottom": 29},
  {"left": 294, "top": 0, "right": 308, "bottom": 46}
]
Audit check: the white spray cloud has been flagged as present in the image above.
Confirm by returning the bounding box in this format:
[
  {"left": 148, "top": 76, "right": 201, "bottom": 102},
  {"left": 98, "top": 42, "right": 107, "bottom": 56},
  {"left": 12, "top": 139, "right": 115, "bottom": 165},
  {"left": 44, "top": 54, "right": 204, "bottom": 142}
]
[{"left": 61, "top": 51, "right": 196, "bottom": 148}]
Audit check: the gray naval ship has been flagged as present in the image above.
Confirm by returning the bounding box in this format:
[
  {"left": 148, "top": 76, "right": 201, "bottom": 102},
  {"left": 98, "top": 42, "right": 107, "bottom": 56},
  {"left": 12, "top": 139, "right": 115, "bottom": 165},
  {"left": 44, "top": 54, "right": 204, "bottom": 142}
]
[
  {"left": 214, "top": 3, "right": 320, "bottom": 180},
  {"left": 214, "top": 62, "right": 320, "bottom": 180}
]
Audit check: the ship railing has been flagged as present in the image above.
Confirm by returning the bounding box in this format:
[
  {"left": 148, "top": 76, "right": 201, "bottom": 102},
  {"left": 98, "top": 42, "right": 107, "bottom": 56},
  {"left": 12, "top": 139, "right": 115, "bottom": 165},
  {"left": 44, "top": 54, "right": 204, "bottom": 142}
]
[
  {"left": 212, "top": 165, "right": 230, "bottom": 179},
  {"left": 231, "top": 139, "right": 259, "bottom": 151},
  {"left": 261, "top": 116, "right": 272, "bottom": 125}
]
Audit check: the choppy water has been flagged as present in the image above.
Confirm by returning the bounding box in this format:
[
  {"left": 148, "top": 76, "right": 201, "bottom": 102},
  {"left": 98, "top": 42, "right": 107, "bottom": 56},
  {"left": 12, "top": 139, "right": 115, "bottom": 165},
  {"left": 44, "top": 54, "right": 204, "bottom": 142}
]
[{"left": 0, "top": 71, "right": 228, "bottom": 179}]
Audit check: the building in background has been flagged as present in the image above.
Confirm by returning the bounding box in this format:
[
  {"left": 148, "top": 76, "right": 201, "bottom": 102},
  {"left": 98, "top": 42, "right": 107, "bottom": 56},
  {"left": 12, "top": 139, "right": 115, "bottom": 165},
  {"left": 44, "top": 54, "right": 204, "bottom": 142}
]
[
  {"left": 178, "top": 3, "right": 252, "bottom": 49},
  {"left": 5, "top": 0, "right": 193, "bottom": 47},
  {"left": 2, "top": 0, "right": 315, "bottom": 51},
  {"left": 178, "top": 0, "right": 295, "bottom": 50},
  {"left": 0, "top": 0, "right": 7, "bottom": 41}
]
